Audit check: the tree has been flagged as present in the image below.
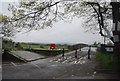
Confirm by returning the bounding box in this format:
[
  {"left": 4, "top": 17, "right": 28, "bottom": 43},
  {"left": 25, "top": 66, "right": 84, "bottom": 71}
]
[
  {"left": 40, "top": 44, "right": 44, "bottom": 48},
  {"left": 15, "top": 42, "right": 23, "bottom": 49},
  {"left": 107, "top": 41, "right": 114, "bottom": 46},
  {"left": 93, "top": 41, "right": 98, "bottom": 47},
  {"left": 2, "top": 39, "right": 15, "bottom": 51},
  {"left": 0, "top": 14, "right": 16, "bottom": 37},
  {"left": 3, "top": 39, "right": 13, "bottom": 44},
  {"left": 0, "top": 0, "right": 114, "bottom": 42}
]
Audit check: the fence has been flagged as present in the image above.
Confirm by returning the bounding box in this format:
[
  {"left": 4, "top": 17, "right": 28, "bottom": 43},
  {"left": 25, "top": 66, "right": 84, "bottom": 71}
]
[{"left": 97, "top": 44, "right": 114, "bottom": 54}]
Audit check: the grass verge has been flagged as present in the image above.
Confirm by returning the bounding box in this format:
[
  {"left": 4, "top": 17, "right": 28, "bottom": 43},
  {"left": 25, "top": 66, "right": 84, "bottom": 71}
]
[{"left": 96, "top": 52, "right": 120, "bottom": 73}]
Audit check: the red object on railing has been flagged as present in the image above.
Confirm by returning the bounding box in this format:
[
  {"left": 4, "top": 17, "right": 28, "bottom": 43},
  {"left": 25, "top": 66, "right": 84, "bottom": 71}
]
[{"left": 50, "top": 43, "right": 56, "bottom": 49}]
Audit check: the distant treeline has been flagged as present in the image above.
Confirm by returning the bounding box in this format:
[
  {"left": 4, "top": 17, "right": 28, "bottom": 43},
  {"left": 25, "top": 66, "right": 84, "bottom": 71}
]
[
  {"left": 2, "top": 38, "right": 89, "bottom": 51},
  {"left": 21, "top": 42, "right": 69, "bottom": 46},
  {"left": 21, "top": 42, "right": 50, "bottom": 46}
]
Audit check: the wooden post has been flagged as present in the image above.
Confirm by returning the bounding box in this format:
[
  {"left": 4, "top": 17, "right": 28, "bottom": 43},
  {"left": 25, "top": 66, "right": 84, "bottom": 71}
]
[
  {"left": 79, "top": 45, "right": 81, "bottom": 51},
  {"left": 62, "top": 48, "right": 64, "bottom": 57},
  {"left": 88, "top": 46, "right": 91, "bottom": 59},
  {"left": 75, "top": 49, "right": 77, "bottom": 58}
]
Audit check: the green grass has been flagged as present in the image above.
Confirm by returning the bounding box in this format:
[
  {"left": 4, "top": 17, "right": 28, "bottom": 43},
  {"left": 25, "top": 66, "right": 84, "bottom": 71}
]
[
  {"left": 32, "top": 47, "right": 50, "bottom": 50},
  {"left": 96, "top": 52, "right": 120, "bottom": 71},
  {"left": 22, "top": 44, "right": 42, "bottom": 49}
]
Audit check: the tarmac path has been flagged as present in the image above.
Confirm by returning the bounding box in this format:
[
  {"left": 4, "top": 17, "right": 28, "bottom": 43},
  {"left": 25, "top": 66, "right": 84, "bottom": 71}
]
[{"left": 2, "top": 47, "right": 119, "bottom": 79}]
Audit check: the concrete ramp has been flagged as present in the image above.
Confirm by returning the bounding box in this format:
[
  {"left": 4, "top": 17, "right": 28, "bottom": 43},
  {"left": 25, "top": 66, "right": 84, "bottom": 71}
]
[{"left": 10, "top": 51, "right": 45, "bottom": 62}]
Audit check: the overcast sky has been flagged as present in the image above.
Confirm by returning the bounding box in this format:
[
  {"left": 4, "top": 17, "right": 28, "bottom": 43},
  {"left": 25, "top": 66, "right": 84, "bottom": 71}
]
[{"left": 0, "top": 0, "right": 106, "bottom": 45}]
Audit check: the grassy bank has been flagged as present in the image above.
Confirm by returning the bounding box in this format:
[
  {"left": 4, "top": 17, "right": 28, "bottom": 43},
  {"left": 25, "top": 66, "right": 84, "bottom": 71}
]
[{"left": 96, "top": 52, "right": 120, "bottom": 73}]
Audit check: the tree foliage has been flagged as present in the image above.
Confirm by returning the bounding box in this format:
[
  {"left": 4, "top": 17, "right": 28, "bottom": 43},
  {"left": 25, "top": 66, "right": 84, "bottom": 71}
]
[
  {"left": 2, "top": 39, "right": 15, "bottom": 51},
  {"left": 15, "top": 42, "right": 23, "bottom": 49},
  {"left": 92, "top": 41, "right": 101, "bottom": 47},
  {"left": 40, "top": 44, "right": 45, "bottom": 48},
  {"left": 107, "top": 41, "right": 114, "bottom": 46},
  {"left": 0, "top": 0, "right": 114, "bottom": 42},
  {"left": 0, "top": 14, "right": 16, "bottom": 37},
  {"left": 3, "top": 39, "right": 13, "bottom": 44}
]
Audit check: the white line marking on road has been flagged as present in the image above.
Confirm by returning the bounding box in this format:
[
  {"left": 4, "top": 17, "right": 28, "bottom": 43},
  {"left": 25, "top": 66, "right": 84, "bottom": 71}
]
[
  {"left": 11, "top": 62, "right": 17, "bottom": 67},
  {"left": 32, "top": 64, "right": 41, "bottom": 70}
]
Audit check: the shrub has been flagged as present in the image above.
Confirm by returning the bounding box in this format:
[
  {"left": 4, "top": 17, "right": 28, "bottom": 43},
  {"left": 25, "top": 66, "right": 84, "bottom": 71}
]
[{"left": 15, "top": 42, "right": 23, "bottom": 49}]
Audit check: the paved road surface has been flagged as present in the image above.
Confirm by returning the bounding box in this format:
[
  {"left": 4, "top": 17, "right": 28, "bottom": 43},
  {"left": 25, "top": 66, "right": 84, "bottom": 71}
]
[
  {"left": 2, "top": 47, "right": 119, "bottom": 79},
  {"left": 0, "top": 53, "right": 2, "bottom": 81}
]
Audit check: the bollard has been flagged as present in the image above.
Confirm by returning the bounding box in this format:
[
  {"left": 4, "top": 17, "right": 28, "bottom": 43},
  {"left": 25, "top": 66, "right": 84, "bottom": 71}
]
[
  {"left": 79, "top": 46, "right": 81, "bottom": 51},
  {"left": 62, "top": 48, "right": 64, "bottom": 57},
  {"left": 88, "top": 46, "right": 91, "bottom": 59},
  {"left": 75, "top": 49, "right": 77, "bottom": 58},
  {"left": 79, "top": 47, "right": 81, "bottom": 51}
]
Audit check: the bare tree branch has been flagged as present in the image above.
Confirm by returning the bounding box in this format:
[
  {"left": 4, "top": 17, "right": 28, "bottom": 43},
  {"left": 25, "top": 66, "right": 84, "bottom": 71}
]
[
  {"left": 6, "top": 1, "right": 61, "bottom": 23},
  {"left": 87, "top": 2, "right": 113, "bottom": 41}
]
